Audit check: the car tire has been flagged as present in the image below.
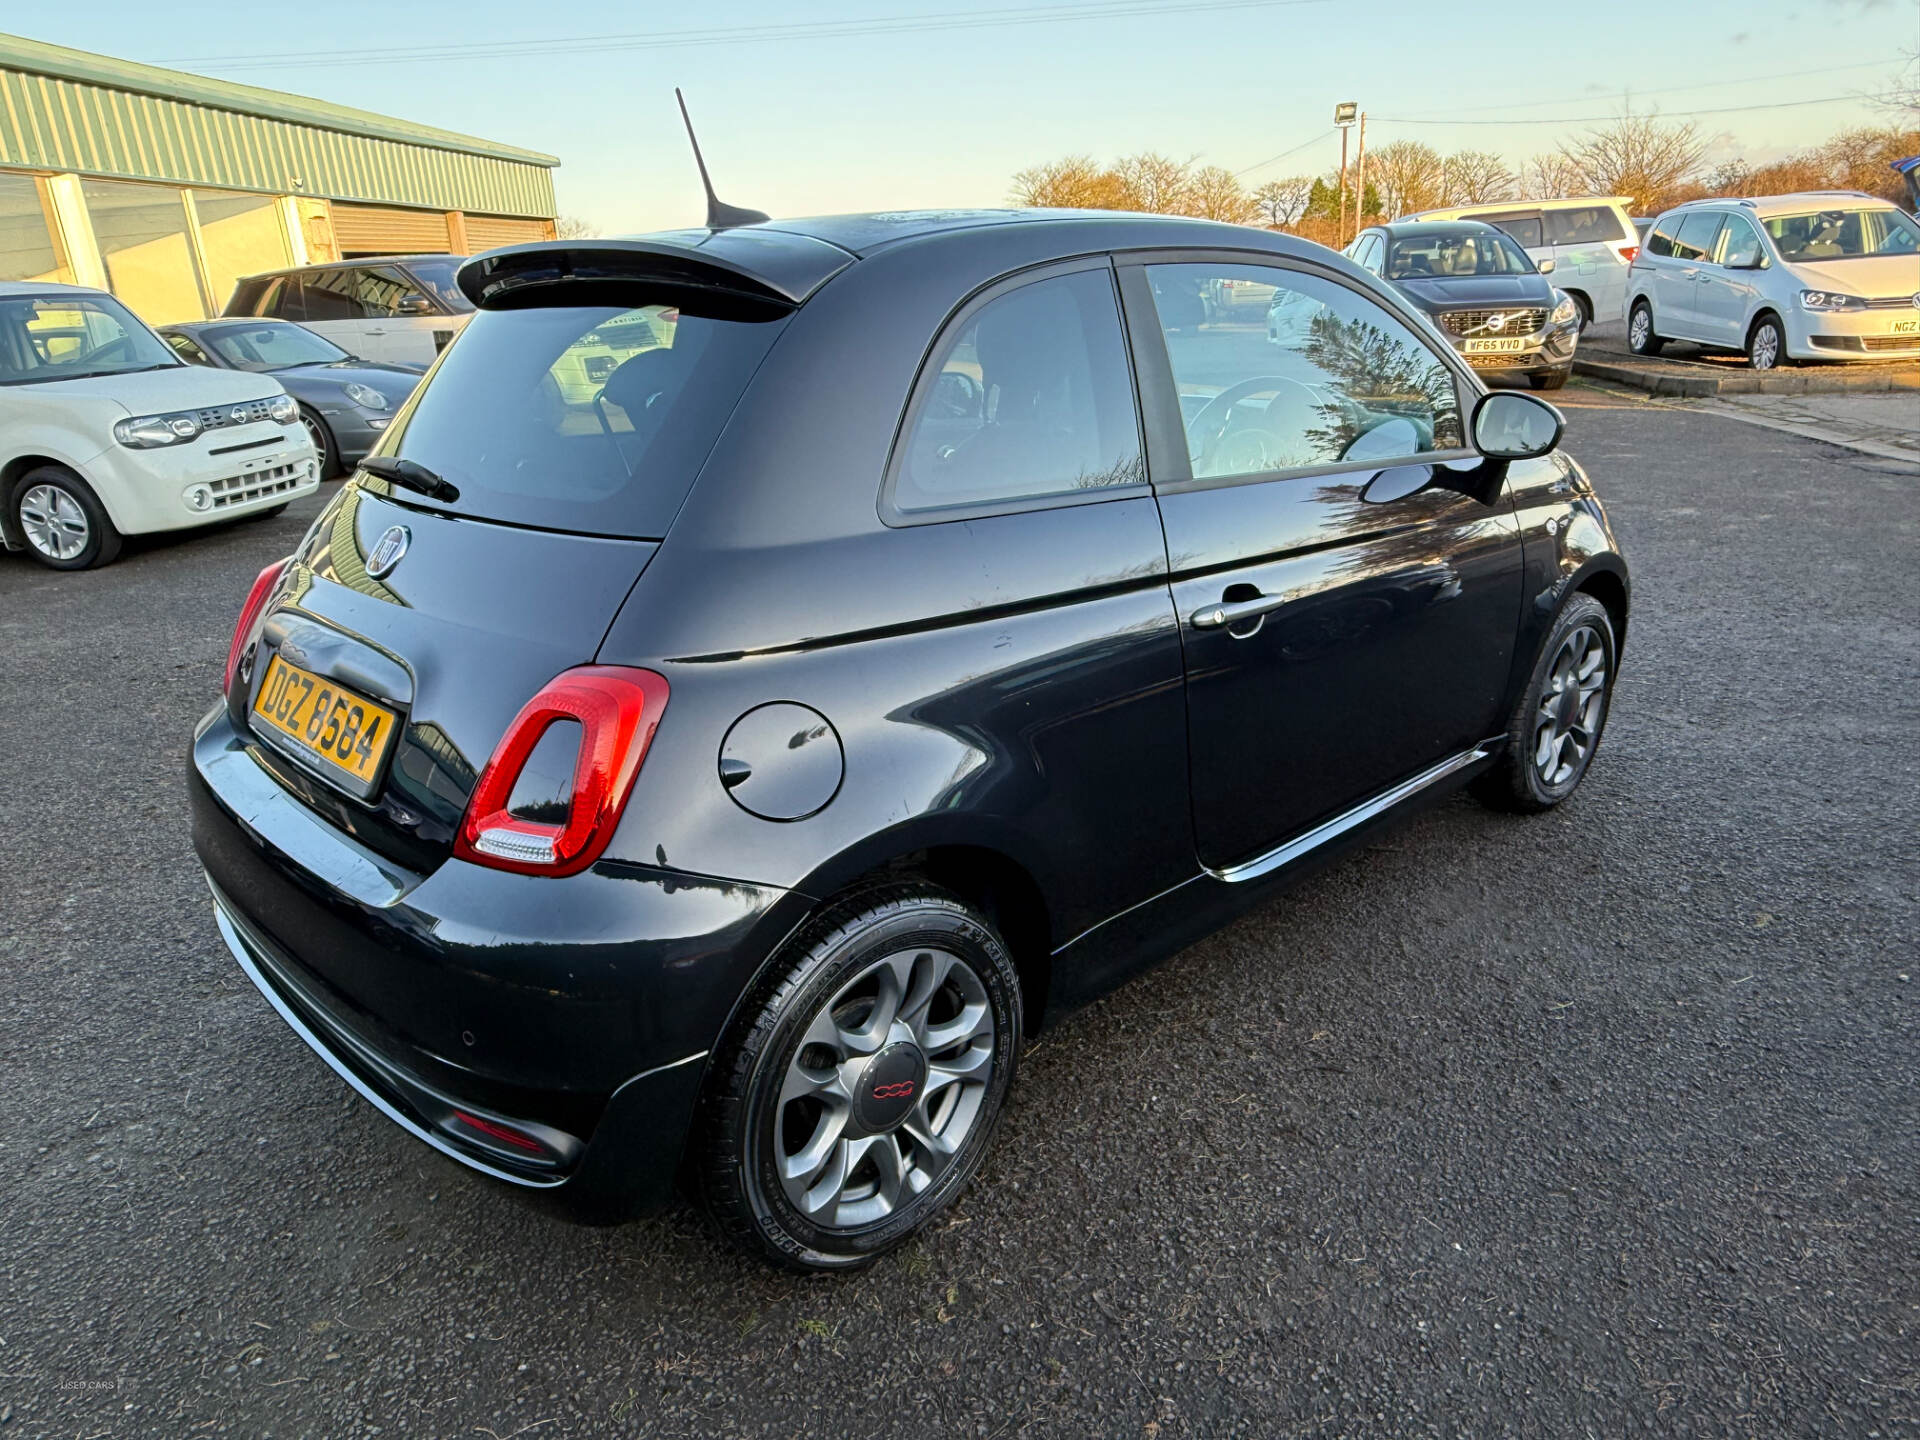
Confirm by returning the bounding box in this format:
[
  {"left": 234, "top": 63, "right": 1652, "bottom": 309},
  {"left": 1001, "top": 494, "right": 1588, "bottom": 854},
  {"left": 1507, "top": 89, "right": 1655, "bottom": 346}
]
[
  {"left": 1746, "top": 314, "right": 1787, "bottom": 371},
  {"left": 1627, "top": 300, "right": 1664, "bottom": 357},
  {"left": 1474, "top": 593, "right": 1616, "bottom": 814},
  {"left": 299, "top": 406, "right": 340, "bottom": 479},
  {"left": 9, "top": 465, "right": 122, "bottom": 571},
  {"left": 1529, "top": 371, "right": 1570, "bottom": 391},
  {"left": 695, "top": 883, "right": 1023, "bottom": 1272},
  {"left": 1567, "top": 292, "right": 1593, "bottom": 332}
]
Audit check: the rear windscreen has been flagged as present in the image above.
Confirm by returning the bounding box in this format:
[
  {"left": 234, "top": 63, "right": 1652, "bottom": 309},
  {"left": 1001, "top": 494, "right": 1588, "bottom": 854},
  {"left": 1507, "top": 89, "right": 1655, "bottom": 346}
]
[{"left": 380, "top": 299, "right": 788, "bottom": 538}]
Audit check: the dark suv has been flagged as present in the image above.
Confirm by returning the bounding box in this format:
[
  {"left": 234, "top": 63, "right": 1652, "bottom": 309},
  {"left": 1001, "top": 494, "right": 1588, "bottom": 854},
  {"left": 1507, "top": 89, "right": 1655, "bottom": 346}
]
[{"left": 191, "top": 211, "right": 1629, "bottom": 1271}]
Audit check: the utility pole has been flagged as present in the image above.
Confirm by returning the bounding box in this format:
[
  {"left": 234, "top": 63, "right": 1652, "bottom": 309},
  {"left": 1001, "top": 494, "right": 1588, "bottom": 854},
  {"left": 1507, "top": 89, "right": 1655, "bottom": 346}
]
[
  {"left": 1333, "top": 101, "right": 1358, "bottom": 247},
  {"left": 1354, "top": 111, "right": 1368, "bottom": 234}
]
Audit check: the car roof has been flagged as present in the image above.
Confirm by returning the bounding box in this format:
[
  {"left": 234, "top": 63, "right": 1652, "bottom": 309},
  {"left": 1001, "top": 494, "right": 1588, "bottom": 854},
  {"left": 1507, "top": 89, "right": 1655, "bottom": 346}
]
[
  {"left": 1371, "top": 220, "right": 1507, "bottom": 239},
  {"left": 458, "top": 210, "right": 1330, "bottom": 309},
  {"left": 1406, "top": 196, "right": 1630, "bottom": 217},
  {"left": 161, "top": 316, "right": 296, "bottom": 331},
  {"left": 1665, "top": 191, "right": 1899, "bottom": 219},
  {"left": 238, "top": 254, "right": 456, "bottom": 281},
  {"left": 0, "top": 279, "right": 110, "bottom": 299}
]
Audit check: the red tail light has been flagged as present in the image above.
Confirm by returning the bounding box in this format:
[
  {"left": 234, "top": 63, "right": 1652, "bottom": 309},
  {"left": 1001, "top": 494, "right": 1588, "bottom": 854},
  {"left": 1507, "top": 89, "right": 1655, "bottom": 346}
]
[
  {"left": 226, "top": 557, "right": 289, "bottom": 695},
  {"left": 1619, "top": 245, "right": 1639, "bottom": 264},
  {"left": 454, "top": 666, "right": 669, "bottom": 877}
]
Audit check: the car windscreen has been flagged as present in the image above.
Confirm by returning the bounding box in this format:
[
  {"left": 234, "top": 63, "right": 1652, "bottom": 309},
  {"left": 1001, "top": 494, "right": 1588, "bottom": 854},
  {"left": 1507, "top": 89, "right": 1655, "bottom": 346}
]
[
  {"left": 403, "top": 258, "right": 474, "bottom": 312},
  {"left": 1385, "top": 232, "right": 1535, "bottom": 279},
  {"left": 378, "top": 299, "right": 787, "bottom": 538},
  {"left": 0, "top": 294, "right": 181, "bottom": 385},
  {"left": 1763, "top": 209, "right": 1920, "bottom": 261},
  {"left": 204, "top": 322, "right": 351, "bottom": 371}
]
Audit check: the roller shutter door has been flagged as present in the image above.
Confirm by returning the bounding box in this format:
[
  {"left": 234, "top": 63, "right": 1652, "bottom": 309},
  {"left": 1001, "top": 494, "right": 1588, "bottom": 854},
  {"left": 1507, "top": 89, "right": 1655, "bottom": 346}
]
[
  {"left": 331, "top": 202, "right": 451, "bottom": 256},
  {"left": 463, "top": 214, "right": 554, "bottom": 251}
]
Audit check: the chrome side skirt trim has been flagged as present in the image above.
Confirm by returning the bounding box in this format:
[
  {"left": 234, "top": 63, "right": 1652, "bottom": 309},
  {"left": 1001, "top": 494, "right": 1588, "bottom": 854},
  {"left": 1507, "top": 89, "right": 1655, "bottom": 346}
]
[{"left": 1207, "top": 738, "right": 1502, "bottom": 885}]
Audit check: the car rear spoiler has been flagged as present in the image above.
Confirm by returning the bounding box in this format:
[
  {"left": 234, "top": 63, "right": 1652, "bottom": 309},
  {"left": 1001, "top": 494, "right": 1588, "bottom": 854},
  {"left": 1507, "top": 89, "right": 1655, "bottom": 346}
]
[{"left": 456, "top": 232, "right": 856, "bottom": 316}]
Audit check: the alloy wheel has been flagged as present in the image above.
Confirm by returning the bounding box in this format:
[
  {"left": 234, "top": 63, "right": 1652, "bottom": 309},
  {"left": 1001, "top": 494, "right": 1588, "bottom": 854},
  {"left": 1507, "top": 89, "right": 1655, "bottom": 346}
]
[
  {"left": 1534, "top": 623, "right": 1608, "bottom": 787},
  {"left": 301, "top": 412, "right": 326, "bottom": 453},
  {"left": 19, "top": 483, "right": 89, "bottom": 561},
  {"left": 774, "top": 947, "right": 995, "bottom": 1230},
  {"left": 1751, "top": 324, "right": 1780, "bottom": 370},
  {"left": 1629, "top": 307, "right": 1652, "bottom": 351}
]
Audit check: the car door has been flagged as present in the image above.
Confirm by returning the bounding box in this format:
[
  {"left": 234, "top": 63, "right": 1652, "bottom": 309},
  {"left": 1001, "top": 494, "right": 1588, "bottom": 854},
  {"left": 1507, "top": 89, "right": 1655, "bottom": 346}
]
[
  {"left": 349, "top": 265, "right": 441, "bottom": 365},
  {"left": 1695, "top": 212, "right": 1765, "bottom": 345},
  {"left": 1544, "top": 205, "right": 1631, "bottom": 320},
  {"left": 291, "top": 268, "right": 380, "bottom": 357},
  {"left": 1119, "top": 256, "right": 1524, "bottom": 871},
  {"left": 1655, "top": 212, "right": 1726, "bottom": 339}
]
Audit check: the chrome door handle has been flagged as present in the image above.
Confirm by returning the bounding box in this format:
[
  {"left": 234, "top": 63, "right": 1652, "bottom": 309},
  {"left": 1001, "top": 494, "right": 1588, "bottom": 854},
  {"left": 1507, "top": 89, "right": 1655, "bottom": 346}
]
[{"left": 1192, "top": 593, "right": 1291, "bottom": 630}]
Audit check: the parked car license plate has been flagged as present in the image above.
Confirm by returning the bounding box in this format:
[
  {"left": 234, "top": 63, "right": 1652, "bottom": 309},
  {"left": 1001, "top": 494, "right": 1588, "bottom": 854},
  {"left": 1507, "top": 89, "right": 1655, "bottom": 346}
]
[
  {"left": 1464, "top": 338, "right": 1527, "bottom": 353},
  {"left": 1891, "top": 317, "right": 1920, "bottom": 335},
  {"left": 252, "top": 654, "right": 398, "bottom": 786}
]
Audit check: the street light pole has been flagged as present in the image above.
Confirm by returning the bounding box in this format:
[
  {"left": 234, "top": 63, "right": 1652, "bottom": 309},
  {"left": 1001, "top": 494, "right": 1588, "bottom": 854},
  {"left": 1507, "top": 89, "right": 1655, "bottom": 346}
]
[{"left": 1333, "top": 101, "right": 1358, "bottom": 248}]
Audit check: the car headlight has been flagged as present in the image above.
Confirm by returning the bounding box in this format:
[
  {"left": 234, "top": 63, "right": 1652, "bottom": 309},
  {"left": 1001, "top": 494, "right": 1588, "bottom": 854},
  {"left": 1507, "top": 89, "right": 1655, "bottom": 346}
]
[
  {"left": 1799, "top": 290, "right": 1866, "bottom": 312},
  {"left": 1551, "top": 291, "right": 1579, "bottom": 327},
  {"left": 267, "top": 393, "right": 300, "bottom": 424},
  {"left": 112, "top": 410, "right": 202, "bottom": 448},
  {"left": 343, "top": 382, "right": 389, "bottom": 411}
]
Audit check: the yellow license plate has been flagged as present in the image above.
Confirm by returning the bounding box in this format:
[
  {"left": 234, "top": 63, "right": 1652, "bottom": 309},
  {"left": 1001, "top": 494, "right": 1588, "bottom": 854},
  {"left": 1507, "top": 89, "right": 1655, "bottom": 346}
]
[
  {"left": 252, "top": 654, "right": 399, "bottom": 786},
  {"left": 1891, "top": 317, "right": 1920, "bottom": 334}
]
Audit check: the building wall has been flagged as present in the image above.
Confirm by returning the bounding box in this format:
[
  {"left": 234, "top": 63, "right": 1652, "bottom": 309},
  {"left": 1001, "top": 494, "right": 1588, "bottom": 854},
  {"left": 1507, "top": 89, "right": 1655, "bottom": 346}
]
[{"left": 0, "top": 37, "right": 559, "bottom": 324}]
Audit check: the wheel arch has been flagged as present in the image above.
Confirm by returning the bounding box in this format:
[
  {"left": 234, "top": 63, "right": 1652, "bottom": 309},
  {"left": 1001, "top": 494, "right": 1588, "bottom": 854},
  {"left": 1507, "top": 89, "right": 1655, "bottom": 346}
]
[
  {"left": 1, "top": 454, "right": 84, "bottom": 550},
  {"left": 1571, "top": 557, "right": 1630, "bottom": 656}
]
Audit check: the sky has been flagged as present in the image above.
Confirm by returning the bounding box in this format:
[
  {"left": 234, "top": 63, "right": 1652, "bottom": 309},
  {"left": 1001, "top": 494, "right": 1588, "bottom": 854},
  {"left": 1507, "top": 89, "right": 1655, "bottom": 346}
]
[{"left": 22, "top": 0, "right": 1920, "bottom": 234}]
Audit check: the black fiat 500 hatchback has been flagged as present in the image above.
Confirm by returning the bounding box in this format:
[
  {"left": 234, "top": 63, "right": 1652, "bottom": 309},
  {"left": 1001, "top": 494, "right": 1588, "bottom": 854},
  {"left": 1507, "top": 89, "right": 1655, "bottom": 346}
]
[{"left": 192, "top": 210, "right": 1628, "bottom": 1271}]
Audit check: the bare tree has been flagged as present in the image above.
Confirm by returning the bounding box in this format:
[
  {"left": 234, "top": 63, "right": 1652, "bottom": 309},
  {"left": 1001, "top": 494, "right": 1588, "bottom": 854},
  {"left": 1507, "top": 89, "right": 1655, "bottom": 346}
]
[
  {"left": 1442, "top": 150, "right": 1517, "bottom": 204},
  {"left": 1557, "top": 116, "right": 1708, "bottom": 212},
  {"left": 1367, "top": 139, "right": 1446, "bottom": 217},
  {"left": 1010, "top": 155, "right": 1119, "bottom": 209},
  {"left": 1112, "top": 152, "right": 1197, "bottom": 213},
  {"left": 556, "top": 215, "right": 600, "bottom": 239},
  {"left": 1523, "top": 152, "right": 1587, "bottom": 198},
  {"left": 1182, "top": 165, "right": 1258, "bottom": 223},
  {"left": 1252, "top": 175, "right": 1313, "bottom": 226}
]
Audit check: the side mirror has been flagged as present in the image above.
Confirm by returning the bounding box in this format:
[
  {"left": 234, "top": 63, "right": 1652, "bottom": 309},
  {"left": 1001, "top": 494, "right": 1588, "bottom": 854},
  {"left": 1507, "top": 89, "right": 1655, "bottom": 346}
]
[
  {"left": 396, "top": 294, "right": 435, "bottom": 317},
  {"left": 1473, "top": 390, "right": 1564, "bottom": 459},
  {"left": 1537, "top": 258, "right": 1557, "bottom": 275}
]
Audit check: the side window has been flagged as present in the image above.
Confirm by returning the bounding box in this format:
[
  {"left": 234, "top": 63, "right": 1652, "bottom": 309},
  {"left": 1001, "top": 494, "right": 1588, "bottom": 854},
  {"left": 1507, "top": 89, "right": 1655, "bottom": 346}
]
[
  {"left": 1645, "top": 216, "right": 1681, "bottom": 257},
  {"left": 301, "top": 269, "right": 366, "bottom": 321},
  {"left": 166, "top": 333, "right": 211, "bottom": 364},
  {"left": 1482, "top": 213, "right": 1545, "bottom": 248},
  {"left": 1546, "top": 206, "right": 1627, "bottom": 245},
  {"left": 1144, "top": 263, "right": 1463, "bottom": 482},
  {"left": 351, "top": 266, "right": 418, "bottom": 317},
  {"left": 1670, "top": 212, "right": 1724, "bottom": 262},
  {"left": 1717, "top": 215, "right": 1764, "bottom": 268},
  {"left": 255, "top": 276, "right": 297, "bottom": 319},
  {"left": 889, "top": 268, "right": 1144, "bottom": 517}
]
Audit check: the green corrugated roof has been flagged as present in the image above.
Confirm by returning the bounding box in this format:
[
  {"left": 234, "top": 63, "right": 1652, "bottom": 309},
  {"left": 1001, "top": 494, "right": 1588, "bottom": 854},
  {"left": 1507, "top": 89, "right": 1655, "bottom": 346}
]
[{"left": 0, "top": 31, "right": 557, "bottom": 167}]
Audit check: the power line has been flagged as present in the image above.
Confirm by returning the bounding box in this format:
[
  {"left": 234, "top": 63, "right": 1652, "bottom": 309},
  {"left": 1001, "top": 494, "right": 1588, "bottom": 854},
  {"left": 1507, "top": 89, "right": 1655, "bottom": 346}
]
[
  {"left": 1416, "top": 59, "right": 1895, "bottom": 117},
  {"left": 1236, "top": 129, "right": 1334, "bottom": 178},
  {"left": 1372, "top": 91, "right": 1889, "bottom": 127},
  {"left": 162, "top": 0, "right": 1339, "bottom": 72}
]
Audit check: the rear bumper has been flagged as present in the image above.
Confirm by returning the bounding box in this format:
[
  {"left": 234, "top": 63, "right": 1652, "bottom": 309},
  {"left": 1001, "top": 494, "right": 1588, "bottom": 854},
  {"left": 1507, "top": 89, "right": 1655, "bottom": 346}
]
[{"left": 190, "top": 707, "right": 804, "bottom": 1218}]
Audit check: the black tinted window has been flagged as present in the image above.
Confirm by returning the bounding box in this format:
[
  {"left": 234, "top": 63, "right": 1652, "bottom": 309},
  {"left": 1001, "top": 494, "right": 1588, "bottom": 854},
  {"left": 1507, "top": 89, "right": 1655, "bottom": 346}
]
[
  {"left": 301, "top": 269, "right": 365, "bottom": 321},
  {"left": 383, "top": 298, "right": 786, "bottom": 538},
  {"left": 403, "top": 258, "right": 472, "bottom": 312},
  {"left": 1146, "top": 263, "right": 1462, "bottom": 481},
  {"left": 1546, "top": 206, "right": 1627, "bottom": 245},
  {"left": 258, "top": 276, "right": 301, "bottom": 320},
  {"left": 891, "top": 269, "right": 1143, "bottom": 516},
  {"left": 1645, "top": 217, "right": 1679, "bottom": 257},
  {"left": 351, "top": 266, "right": 417, "bottom": 318},
  {"left": 1483, "top": 214, "right": 1544, "bottom": 248}
]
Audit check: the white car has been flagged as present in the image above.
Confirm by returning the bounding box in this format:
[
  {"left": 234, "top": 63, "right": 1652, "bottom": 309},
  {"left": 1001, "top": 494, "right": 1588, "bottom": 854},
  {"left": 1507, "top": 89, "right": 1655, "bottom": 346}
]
[
  {"left": 1, "top": 282, "right": 320, "bottom": 570},
  {"left": 1626, "top": 193, "right": 1920, "bottom": 369},
  {"left": 1399, "top": 196, "right": 1638, "bottom": 331}
]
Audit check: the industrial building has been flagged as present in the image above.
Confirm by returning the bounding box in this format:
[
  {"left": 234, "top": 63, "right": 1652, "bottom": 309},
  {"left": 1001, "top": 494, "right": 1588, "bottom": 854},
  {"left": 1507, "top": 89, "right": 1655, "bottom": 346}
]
[{"left": 0, "top": 31, "right": 559, "bottom": 324}]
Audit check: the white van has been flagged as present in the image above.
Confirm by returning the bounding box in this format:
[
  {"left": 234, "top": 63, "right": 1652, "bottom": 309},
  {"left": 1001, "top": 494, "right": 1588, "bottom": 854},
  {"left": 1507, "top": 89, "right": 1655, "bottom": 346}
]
[
  {"left": 1400, "top": 197, "right": 1638, "bottom": 329},
  {"left": 223, "top": 256, "right": 475, "bottom": 367},
  {"left": 1626, "top": 193, "right": 1920, "bottom": 368},
  {"left": 1, "top": 282, "right": 319, "bottom": 570}
]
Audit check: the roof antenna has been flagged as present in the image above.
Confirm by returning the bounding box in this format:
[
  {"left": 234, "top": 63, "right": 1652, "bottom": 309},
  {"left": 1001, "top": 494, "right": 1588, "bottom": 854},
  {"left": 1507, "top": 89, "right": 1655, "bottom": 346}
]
[{"left": 676, "top": 88, "right": 769, "bottom": 230}]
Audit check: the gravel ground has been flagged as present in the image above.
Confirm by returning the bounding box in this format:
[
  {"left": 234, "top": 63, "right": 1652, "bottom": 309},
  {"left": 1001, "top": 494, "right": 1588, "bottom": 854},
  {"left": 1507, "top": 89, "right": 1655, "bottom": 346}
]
[{"left": 1, "top": 395, "right": 1915, "bottom": 1438}]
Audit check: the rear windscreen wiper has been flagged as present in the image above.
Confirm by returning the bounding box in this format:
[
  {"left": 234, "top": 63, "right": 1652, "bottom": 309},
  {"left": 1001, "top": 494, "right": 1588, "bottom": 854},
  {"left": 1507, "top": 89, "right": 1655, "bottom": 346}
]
[{"left": 357, "top": 455, "right": 460, "bottom": 503}]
